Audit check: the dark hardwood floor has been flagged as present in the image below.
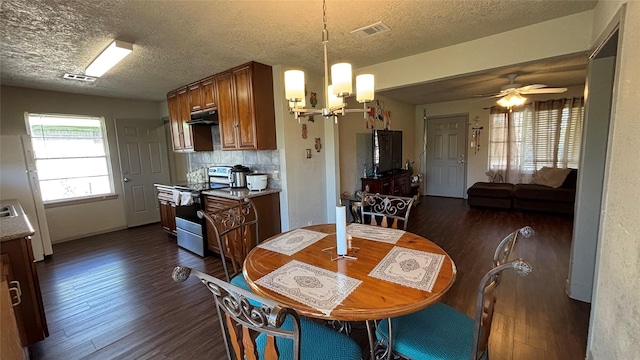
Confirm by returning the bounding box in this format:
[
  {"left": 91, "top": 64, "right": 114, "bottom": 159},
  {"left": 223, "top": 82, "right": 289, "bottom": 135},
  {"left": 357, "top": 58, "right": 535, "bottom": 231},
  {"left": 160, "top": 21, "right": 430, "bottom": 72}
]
[{"left": 29, "top": 196, "right": 590, "bottom": 359}]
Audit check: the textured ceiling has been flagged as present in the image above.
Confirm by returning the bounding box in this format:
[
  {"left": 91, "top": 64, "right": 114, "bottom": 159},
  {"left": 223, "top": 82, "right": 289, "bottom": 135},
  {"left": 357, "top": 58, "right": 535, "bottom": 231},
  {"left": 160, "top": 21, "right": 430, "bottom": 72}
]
[{"left": 0, "top": 0, "right": 596, "bottom": 103}]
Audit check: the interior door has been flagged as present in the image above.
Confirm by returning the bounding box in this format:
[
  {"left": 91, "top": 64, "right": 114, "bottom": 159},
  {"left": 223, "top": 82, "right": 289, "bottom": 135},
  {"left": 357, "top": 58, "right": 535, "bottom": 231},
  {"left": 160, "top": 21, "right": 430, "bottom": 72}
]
[
  {"left": 425, "top": 115, "right": 467, "bottom": 198},
  {"left": 115, "top": 119, "right": 171, "bottom": 227}
]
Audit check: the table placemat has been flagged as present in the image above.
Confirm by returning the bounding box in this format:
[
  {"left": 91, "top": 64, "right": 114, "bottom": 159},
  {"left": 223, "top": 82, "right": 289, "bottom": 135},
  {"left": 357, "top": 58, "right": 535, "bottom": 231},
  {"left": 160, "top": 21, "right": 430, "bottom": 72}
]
[
  {"left": 369, "top": 246, "right": 445, "bottom": 292},
  {"left": 255, "top": 260, "right": 362, "bottom": 316},
  {"left": 257, "top": 229, "right": 327, "bottom": 256},
  {"left": 346, "top": 223, "right": 405, "bottom": 244}
]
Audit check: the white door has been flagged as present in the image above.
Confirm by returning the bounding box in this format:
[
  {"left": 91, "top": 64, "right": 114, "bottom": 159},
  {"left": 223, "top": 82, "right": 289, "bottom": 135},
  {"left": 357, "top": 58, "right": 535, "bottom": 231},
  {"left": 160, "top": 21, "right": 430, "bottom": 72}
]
[
  {"left": 115, "top": 119, "right": 171, "bottom": 227},
  {"left": 425, "top": 115, "right": 467, "bottom": 198}
]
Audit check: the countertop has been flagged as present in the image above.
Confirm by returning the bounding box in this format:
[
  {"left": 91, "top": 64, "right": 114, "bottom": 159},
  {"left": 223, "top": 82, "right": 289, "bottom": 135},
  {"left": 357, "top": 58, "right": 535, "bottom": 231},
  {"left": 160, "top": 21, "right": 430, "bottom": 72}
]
[
  {"left": 0, "top": 199, "right": 35, "bottom": 242},
  {"left": 202, "top": 187, "right": 281, "bottom": 200}
]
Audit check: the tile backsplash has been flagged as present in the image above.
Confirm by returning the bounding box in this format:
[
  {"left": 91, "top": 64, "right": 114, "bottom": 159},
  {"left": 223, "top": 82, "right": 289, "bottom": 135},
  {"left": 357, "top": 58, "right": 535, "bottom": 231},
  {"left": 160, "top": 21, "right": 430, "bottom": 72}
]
[{"left": 187, "top": 127, "right": 281, "bottom": 188}]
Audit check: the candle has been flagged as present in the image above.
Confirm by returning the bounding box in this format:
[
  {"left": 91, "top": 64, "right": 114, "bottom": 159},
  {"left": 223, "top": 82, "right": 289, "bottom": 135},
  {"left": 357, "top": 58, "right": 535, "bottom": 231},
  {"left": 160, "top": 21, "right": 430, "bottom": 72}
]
[{"left": 336, "top": 206, "right": 347, "bottom": 255}]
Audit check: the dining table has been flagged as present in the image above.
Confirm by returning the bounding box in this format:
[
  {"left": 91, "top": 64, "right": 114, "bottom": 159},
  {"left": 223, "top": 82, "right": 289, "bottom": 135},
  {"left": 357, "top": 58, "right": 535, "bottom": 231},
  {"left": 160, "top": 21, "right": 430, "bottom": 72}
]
[{"left": 242, "top": 223, "right": 457, "bottom": 360}]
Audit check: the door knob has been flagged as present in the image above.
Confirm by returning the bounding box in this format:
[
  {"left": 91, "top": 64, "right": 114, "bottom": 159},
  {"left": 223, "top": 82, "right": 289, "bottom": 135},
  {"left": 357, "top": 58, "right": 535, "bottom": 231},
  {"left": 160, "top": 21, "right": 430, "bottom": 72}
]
[
  {"left": 457, "top": 154, "right": 465, "bottom": 164},
  {"left": 123, "top": 177, "right": 130, "bottom": 182}
]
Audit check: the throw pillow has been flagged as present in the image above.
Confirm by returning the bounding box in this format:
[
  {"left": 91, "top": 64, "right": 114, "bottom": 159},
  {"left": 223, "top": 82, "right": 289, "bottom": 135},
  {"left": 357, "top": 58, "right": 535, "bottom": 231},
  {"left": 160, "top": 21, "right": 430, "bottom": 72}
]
[{"left": 531, "top": 167, "right": 572, "bottom": 188}]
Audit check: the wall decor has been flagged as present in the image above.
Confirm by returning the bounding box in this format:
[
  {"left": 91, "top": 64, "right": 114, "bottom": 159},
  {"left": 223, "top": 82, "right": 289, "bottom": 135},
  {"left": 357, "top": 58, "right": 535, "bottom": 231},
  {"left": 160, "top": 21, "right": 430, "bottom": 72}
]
[
  {"left": 315, "top": 137, "right": 322, "bottom": 152},
  {"left": 301, "top": 123, "right": 308, "bottom": 139},
  {"left": 309, "top": 92, "right": 317, "bottom": 107},
  {"left": 306, "top": 148, "right": 312, "bottom": 158}
]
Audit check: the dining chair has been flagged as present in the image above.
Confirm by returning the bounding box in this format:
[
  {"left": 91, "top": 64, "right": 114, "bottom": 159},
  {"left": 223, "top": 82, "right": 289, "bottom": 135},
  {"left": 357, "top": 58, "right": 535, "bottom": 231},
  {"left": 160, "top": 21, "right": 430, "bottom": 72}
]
[
  {"left": 375, "top": 226, "right": 535, "bottom": 360},
  {"left": 198, "top": 198, "right": 258, "bottom": 292},
  {"left": 359, "top": 192, "right": 414, "bottom": 230},
  {"left": 172, "top": 266, "right": 363, "bottom": 360}
]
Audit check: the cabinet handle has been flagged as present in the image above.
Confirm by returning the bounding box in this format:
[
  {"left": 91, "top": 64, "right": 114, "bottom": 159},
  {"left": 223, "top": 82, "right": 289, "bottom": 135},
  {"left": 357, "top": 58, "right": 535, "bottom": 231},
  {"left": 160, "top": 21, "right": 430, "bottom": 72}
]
[{"left": 9, "top": 280, "right": 22, "bottom": 306}]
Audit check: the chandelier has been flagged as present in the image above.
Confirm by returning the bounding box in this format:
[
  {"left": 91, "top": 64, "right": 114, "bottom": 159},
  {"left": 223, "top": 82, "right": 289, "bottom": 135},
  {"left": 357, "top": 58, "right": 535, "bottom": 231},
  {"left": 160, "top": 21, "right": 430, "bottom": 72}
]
[{"left": 284, "top": 0, "right": 374, "bottom": 123}]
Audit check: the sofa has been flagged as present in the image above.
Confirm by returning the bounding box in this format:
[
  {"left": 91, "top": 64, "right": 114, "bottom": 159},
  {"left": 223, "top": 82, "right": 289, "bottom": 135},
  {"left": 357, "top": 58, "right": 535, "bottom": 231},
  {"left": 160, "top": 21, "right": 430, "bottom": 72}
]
[{"left": 467, "top": 168, "right": 578, "bottom": 215}]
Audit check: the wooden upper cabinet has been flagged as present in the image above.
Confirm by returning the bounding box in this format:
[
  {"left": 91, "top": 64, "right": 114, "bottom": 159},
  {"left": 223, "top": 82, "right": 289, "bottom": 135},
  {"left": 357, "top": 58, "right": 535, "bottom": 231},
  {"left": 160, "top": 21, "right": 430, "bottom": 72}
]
[
  {"left": 201, "top": 76, "right": 217, "bottom": 109},
  {"left": 187, "top": 82, "right": 203, "bottom": 113},
  {"left": 215, "top": 71, "right": 238, "bottom": 150},
  {"left": 167, "top": 90, "right": 183, "bottom": 151},
  {"left": 215, "top": 62, "right": 276, "bottom": 150},
  {"left": 166, "top": 87, "right": 213, "bottom": 152},
  {"left": 188, "top": 77, "right": 217, "bottom": 112}
]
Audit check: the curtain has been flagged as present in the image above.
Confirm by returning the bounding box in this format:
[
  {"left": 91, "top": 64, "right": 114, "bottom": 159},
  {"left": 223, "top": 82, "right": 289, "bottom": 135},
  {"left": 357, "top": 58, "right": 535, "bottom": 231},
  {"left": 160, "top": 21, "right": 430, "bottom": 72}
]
[{"left": 488, "top": 97, "right": 584, "bottom": 184}]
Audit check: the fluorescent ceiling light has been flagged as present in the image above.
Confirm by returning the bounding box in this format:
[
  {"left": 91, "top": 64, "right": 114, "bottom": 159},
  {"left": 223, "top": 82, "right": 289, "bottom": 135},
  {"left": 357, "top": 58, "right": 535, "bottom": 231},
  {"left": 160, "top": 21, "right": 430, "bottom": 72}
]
[{"left": 85, "top": 40, "right": 133, "bottom": 77}]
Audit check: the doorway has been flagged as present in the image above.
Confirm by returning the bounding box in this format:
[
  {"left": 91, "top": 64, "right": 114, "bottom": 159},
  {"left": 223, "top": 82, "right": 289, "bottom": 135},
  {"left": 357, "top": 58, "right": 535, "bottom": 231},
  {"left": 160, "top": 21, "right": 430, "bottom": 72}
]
[
  {"left": 115, "top": 119, "right": 171, "bottom": 227},
  {"left": 425, "top": 114, "right": 467, "bottom": 198}
]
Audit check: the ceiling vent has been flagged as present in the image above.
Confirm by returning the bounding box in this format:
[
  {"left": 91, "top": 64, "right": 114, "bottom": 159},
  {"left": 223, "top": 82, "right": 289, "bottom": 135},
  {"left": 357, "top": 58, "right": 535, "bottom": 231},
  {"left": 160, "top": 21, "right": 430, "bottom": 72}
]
[
  {"left": 350, "top": 22, "right": 391, "bottom": 38},
  {"left": 63, "top": 73, "right": 97, "bottom": 82}
]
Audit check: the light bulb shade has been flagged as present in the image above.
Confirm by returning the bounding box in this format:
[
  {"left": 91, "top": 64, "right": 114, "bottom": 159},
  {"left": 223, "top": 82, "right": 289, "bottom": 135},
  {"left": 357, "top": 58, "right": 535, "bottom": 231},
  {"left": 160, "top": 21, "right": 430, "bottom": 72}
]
[
  {"left": 85, "top": 40, "right": 133, "bottom": 77},
  {"left": 327, "top": 85, "right": 343, "bottom": 108},
  {"left": 497, "top": 93, "right": 527, "bottom": 107},
  {"left": 331, "top": 63, "right": 353, "bottom": 96},
  {"left": 356, "top": 74, "right": 374, "bottom": 102},
  {"left": 284, "top": 70, "right": 305, "bottom": 101}
]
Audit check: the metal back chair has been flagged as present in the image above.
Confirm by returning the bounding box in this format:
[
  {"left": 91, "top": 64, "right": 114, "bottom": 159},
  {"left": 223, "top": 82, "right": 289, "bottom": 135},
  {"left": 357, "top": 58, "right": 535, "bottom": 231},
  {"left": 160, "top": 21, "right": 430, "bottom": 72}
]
[
  {"left": 198, "top": 198, "right": 258, "bottom": 283},
  {"left": 376, "top": 227, "right": 534, "bottom": 360},
  {"left": 172, "top": 266, "right": 363, "bottom": 360},
  {"left": 359, "top": 192, "right": 414, "bottom": 230}
]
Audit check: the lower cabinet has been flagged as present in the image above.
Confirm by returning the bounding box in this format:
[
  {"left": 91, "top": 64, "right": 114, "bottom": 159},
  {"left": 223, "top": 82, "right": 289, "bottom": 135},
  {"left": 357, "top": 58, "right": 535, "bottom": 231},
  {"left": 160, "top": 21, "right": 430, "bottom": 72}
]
[
  {"left": 203, "top": 193, "right": 281, "bottom": 256},
  {"left": 0, "top": 238, "right": 48, "bottom": 347},
  {"left": 361, "top": 171, "right": 412, "bottom": 197},
  {"left": 1, "top": 254, "right": 27, "bottom": 359},
  {"left": 156, "top": 186, "right": 177, "bottom": 235}
]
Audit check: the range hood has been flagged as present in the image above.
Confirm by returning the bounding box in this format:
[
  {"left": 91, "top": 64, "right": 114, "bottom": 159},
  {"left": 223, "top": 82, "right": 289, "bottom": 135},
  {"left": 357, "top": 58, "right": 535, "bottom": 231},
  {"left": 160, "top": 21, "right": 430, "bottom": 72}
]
[{"left": 187, "top": 109, "right": 218, "bottom": 125}]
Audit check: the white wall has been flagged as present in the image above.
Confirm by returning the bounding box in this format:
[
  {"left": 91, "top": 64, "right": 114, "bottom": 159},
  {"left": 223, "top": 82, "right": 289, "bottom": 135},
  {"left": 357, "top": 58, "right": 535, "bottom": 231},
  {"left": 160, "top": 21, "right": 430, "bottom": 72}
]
[
  {"left": 0, "top": 86, "right": 162, "bottom": 242},
  {"left": 272, "top": 65, "right": 329, "bottom": 230},
  {"left": 419, "top": 85, "right": 585, "bottom": 194},
  {"left": 587, "top": 1, "right": 640, "bottom": 358}
]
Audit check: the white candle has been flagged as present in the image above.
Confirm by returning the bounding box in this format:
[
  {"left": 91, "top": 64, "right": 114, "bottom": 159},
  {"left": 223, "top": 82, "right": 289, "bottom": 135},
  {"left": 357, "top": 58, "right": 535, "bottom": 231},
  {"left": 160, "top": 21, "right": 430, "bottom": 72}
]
[{"left": 336, "top": 206, "right": 347, "bottom": 255}]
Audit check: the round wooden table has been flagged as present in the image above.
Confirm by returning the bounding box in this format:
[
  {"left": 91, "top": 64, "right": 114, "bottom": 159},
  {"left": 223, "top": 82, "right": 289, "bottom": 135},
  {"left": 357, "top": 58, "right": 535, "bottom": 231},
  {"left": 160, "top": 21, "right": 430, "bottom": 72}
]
[{"left": 243, "top": 224, "right": 457, "bottom": 358}]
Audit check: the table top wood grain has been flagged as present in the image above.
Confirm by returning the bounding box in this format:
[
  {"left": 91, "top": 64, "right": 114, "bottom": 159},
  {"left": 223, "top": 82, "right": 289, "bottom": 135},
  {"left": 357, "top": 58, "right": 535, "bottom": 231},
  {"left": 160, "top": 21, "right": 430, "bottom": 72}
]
[{"left": 243, "top": 224, "right": 457, "bottom": 321}]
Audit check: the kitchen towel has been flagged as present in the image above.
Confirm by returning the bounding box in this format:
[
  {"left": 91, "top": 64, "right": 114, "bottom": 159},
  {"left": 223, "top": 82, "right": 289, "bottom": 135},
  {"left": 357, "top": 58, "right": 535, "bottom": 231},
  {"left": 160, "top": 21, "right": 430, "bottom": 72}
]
[
  {"left": 172, "top": 190, "right": 181, "bottom": 204},
  {"left": 180, "top": 192, "right": 193, "bottom": 206}
]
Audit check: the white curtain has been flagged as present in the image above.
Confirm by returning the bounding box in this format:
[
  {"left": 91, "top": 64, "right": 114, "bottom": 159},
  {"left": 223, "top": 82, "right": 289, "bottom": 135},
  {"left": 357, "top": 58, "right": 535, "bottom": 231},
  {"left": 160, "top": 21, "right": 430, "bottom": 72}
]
[{"left": 488, "top": 97, "right": 584, "bottom": 184}]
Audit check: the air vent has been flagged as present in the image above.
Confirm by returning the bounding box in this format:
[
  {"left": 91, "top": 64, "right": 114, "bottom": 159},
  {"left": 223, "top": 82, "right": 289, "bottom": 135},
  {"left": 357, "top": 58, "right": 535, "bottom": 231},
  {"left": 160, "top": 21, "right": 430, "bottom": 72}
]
[
  {"left": 63, "top": 73, "right": 97, "bottom": 82},
  {"left": 350, "top": 21, "right": 391, "bottom": 38}
]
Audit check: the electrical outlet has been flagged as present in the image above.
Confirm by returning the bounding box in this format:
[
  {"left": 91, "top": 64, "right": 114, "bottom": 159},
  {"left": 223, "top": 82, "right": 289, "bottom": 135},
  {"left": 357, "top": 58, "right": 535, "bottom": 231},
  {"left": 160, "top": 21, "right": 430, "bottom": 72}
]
[
  {"left": 307, "top": 221, "right": 313, "bottom": 226},
  {"left": 273, "top": 170, "right": 280, "bottom": 180}
]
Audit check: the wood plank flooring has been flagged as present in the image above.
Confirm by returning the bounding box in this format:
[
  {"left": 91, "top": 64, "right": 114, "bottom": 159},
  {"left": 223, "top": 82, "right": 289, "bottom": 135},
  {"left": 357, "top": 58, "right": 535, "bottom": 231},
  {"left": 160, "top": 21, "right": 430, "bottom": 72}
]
[{"left": 29, "top": 196, "right": 590, "bottom": 359}]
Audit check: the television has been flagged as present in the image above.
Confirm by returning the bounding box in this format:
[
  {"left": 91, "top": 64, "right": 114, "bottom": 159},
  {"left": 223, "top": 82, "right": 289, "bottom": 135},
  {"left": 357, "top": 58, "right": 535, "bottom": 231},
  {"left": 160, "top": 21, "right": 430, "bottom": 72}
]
[{"left": 372, "top": 129, "right": 403, "bottom": 175}]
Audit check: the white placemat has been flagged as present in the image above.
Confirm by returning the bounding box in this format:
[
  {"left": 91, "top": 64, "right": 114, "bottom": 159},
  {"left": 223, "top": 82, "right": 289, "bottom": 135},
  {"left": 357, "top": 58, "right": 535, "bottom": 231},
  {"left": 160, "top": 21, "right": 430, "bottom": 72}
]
[
  {"left": 256, "top": 260, "right": 362, "bottom": 316},
  {"left": 369, "top": 246, "right": 445, "bottom": 292},
  {"left": 346, "top": 223, "right": 405, "bottom": 244},
  {"left": 257, "top": 229, "right": 327, "bottom": 256}
]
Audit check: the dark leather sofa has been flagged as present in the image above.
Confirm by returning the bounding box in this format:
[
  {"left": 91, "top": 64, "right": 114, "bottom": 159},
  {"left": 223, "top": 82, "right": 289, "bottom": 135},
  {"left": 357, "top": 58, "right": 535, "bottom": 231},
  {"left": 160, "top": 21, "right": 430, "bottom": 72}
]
[{"left": 467, "top": 169, "right": 578, "bottom": 215}]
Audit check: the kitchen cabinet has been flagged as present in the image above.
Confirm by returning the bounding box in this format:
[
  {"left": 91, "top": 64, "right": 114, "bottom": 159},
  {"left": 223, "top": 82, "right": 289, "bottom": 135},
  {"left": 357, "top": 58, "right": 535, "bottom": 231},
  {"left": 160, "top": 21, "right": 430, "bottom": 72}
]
[
  {"left": 0, "top": 237, "right": 48, "bottom": 347},
  {"left": 166, "top": 87, "right": 214, "bottom": 152},
  {"left": 156, "top": 186, "right": 177, "bottom": 235},
  {"left": 187, "top": 76, "right": 217, "bottom": 113},
  {"left": 203, "top": 193, "right": 281, "bottom": 257},
  {"left": 215, "top": 61, "right": 276, "bottom": 150},
  {"left": 362, "top": 171, "right": 412, "bottom": 197},
  {"left": 1, "top": 255, "right": 27, "bottom": 359}
]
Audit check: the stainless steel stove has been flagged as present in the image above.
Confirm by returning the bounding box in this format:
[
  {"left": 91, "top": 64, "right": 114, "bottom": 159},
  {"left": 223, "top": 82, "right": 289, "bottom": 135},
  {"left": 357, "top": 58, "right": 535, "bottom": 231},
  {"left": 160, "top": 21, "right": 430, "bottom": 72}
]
[{"left": 175, "top": 166, "right": 231, "bottom": 257}]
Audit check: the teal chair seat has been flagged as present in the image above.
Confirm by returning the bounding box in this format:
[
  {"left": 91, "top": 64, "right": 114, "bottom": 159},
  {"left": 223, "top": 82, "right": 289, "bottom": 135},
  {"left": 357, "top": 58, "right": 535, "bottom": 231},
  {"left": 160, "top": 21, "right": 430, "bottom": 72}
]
[
  {"left": 377, "top": 302, "right": 486, "bottom": 360},
  {"left": 256, "top": 316, "right": 362, "bottom": 360}
]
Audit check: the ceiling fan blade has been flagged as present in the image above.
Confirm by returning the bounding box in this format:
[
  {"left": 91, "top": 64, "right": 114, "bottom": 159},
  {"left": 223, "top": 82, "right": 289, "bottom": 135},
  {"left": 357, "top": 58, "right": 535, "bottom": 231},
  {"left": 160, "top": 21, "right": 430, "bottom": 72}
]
[
  {"left": 469, "top": 94, "right": 504, "bottom": 103},
  {"left": 520, "top": 87, "right": 568, "bottom": 94},
  {"left": 518, "top": 84, "right": 547, "bottom": 91}
]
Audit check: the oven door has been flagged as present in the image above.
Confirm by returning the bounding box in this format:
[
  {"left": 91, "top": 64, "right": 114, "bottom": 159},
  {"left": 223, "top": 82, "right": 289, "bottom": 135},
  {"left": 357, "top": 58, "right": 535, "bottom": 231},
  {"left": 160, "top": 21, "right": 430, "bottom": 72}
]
[{"left": 174, "top": 191, "right": 207, "bottom": 257}]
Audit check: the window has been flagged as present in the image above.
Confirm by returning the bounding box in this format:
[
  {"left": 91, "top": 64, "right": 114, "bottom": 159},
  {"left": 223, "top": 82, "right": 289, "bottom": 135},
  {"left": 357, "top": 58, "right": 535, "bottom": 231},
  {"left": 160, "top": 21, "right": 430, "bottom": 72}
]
[
  {"left": 488, "top": 97, "right": 584, "bottom": 183},
  {"left": 27, "top": 113, "right": 115, "bottom": 202}
]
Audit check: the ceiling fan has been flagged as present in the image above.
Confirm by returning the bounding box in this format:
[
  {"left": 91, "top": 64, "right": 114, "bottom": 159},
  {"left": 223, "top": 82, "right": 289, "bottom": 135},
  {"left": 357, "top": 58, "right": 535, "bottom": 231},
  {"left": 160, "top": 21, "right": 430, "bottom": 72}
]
[{"left": 481, "top": 73, "right": 568, "bottom": 108}]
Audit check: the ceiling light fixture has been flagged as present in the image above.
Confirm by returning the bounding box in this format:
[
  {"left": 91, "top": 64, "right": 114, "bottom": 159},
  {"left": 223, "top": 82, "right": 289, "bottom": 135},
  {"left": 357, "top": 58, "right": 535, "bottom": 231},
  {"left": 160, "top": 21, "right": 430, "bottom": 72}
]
[
  {"left": 497, "top": 93, "right": 527, "bottom": 108},
  {"left": 284, "top": 0, "right": 374, "bottom": 123},
  {"left": 85, "top": 40, "right": 133, "bottom": 77}
]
